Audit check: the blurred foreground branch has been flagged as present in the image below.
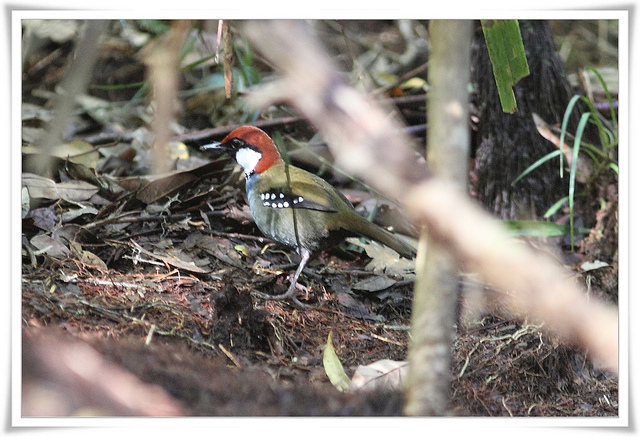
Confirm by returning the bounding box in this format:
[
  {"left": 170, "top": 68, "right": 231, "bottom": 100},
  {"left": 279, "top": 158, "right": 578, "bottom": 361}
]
[
  {"left": 30, "top": 20, "right": 109, "bottom": 176},
  {"left": 143, "top": 20, "right": 191, "bottom": 174},
  {"left": 23, "top": 328, "right": 184, "bottom": 416},
  {"left": 244, "top": 20, "right": 618, "bottom": 376}
]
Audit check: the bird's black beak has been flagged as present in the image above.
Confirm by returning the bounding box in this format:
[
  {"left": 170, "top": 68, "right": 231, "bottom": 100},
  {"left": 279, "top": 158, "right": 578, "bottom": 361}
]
[{"left": 200, "top": 141, "right": 224, "bottom": 152}]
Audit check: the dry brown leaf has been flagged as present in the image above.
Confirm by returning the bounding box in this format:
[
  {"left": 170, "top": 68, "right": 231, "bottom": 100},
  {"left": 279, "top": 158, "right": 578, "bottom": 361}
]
[
  {"left": 129, "top": 240, "right": 211, "bottom": 274},
  {"left": 55, "top": 180, "right": 101, "bottom": 202},
  {"left": 61, "top": 205, "right": 99, "bottom": 223},
  {"left": 69, "top": 241, "right": 108, "bottom": 270},
  {"left": 346, "top": 238, "right": 415, "bottom": 278},
  {"left": 30, "top": 234, "right": 71, "bottom": 259},
  {"left": 22, "top": 141, "right": 100, "bottom": 169},
  {"left": 25, "top": 207, "right": 58, "bottom": 231},
  {"left": 532, "top": 113, "right": 593, "bottom": 182},
  {"left": 187, "top": 233, "right": 246, "bottom": 269},
  {"left": 22, "top": 173, "right": 99, "bottom": 202},
  {"left": 113, "top": 159, "right": 229, "bottom": 204},
  {"left": 352, "top": 275, "right": 397, "bottom": 292},
  {"left": 22, "top": 174, "right": 58, "bottom": 199}
]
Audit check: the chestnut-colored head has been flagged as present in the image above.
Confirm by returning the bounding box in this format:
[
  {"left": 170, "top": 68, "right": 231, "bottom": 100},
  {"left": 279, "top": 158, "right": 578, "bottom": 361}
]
[{"left": 202, "top": 126, "right": 283, "bottom": 176}]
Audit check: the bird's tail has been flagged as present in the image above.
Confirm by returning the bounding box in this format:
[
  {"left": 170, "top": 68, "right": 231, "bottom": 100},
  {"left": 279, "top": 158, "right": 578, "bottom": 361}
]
[{"left": 349, "top": 213, "right": 417, "bottom": 259}]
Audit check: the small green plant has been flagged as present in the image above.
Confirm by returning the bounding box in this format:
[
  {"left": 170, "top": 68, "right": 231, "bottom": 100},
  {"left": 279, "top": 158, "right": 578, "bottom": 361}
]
[
  {"left": 232, "top": 35, "right": 261, "bottom": 88},
  {"left": 512, "top": 67, "right": 618, "bottom": 249}
]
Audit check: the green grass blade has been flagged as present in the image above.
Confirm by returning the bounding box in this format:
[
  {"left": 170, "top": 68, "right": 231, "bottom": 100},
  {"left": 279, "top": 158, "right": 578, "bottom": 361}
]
[
  {"left": 558, "top": 94, "right": 583, "bottom": 178},
  {"left": 568, "top": 112, "right": 592, "bottom": 249},
  {"left": 586, "top": 66, "right": 618, "bottom": 134},
  {"left": 512, "top": 150, "right": 562, "bottom": 185},
  {"left": 543, "top": 196, "right": 569, "bottom": 219}
]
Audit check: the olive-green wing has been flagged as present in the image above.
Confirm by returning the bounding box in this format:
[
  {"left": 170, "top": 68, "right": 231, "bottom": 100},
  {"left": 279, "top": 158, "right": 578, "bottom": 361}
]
[{"left": 267, "top": 164, "right": 352, "bottom": 213}]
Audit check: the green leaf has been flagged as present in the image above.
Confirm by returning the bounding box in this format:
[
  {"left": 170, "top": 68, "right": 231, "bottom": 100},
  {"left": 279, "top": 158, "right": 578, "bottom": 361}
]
[
  {"left": 503, "top": 220, "right": 589, "bottom": 237},
  {"left": 481, "top": 20, "right": 530, "bottom": 113},
  {"left": 543, "top": 196, "right": 569, "bottom": 219},
  {"left": 323, "top": 331, "right": 350, "bottom": 392},
  {"left": 137, "top": 20, "right": 171, "bottom": 35},
  {"left": 233, "top": 244, "right": 250, "bottom": 257}
]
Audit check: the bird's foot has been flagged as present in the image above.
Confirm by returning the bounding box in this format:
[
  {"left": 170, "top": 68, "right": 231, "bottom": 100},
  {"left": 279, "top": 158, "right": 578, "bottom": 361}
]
[{"left": 258, "top": 282, "right": 311, "bottom": 308}]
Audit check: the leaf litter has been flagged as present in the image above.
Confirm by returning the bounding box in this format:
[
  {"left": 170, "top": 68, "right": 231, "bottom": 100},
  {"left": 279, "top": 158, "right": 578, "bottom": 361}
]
[{"left": 21, "top": 19, "right": 618, "bottom": 417}]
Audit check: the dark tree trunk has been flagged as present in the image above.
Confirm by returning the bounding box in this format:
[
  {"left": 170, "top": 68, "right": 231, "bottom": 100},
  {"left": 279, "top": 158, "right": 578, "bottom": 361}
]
[{"left": 470, "top": 20, "right": 595, "bottom": 220}]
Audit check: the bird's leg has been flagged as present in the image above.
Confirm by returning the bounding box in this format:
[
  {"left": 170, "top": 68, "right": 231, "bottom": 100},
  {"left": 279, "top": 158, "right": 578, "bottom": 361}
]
[{"left": 260, "top": 248, "right": 311, "bottom": 308}]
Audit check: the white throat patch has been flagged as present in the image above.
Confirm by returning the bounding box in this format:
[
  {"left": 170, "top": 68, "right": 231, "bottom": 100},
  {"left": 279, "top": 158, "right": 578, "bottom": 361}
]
[{"left": 235, "top": 147, "right": 262, "bottom": 175}]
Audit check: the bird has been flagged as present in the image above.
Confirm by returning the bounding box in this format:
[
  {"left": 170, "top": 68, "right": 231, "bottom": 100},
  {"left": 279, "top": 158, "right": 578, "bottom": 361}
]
[{"left": 201, "top": 125, "right": 416, "bottom": 306}]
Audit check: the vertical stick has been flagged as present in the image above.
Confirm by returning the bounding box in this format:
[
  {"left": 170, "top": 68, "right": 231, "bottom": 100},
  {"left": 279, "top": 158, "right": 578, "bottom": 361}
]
[
  {"left": 404, "top": 20, "right": 472, "bottom": 416},
  {"left": 145, "top": 20, "right": 190, "bottom": 175}
]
